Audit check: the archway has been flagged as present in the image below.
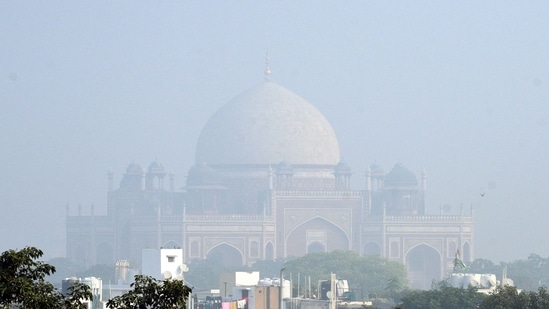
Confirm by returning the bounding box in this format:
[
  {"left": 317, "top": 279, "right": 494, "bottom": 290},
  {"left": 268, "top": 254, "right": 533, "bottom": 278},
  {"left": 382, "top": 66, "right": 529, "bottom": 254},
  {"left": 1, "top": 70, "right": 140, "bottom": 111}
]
[
  {"left": 406, "top": 244, "right": 442, "bottom": 290},
  {"left": 285, "top": 217, "right": 350, "bottom": 257},
  {"left": 463, "top": 242, "right": 471, "bottom": 263},
  {"left": 265, "top": 242, "right": 274, "bottom": 260},
  {"left": 206, "top": 244, "right": 243, "bottom": 268}
]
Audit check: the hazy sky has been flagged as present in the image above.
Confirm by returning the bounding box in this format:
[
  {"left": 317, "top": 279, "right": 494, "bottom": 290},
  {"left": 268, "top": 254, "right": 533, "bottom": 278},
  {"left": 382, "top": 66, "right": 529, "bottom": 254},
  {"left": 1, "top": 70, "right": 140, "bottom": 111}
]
[{"left": 1, "top": 2, "right": 548, "bottom": 262}]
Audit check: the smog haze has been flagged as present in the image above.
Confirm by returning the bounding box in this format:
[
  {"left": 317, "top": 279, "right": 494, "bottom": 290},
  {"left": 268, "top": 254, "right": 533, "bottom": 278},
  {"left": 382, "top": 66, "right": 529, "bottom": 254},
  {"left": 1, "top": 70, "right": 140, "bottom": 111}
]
[{"left": 1, "top": 1, "right": 549, "bottom": 262}]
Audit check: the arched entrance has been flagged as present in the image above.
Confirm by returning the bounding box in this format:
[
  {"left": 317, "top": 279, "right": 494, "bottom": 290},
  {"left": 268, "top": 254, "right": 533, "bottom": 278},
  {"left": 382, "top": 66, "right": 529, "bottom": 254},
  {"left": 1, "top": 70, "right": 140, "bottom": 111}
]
[
  {"left": 406, "top": 244, "right": 442, "bottom": 290},
  {"left": 265, "top": 242, "right": 274, "bottom": 260},
  {"left": 206, "top": 244, "right": 243, "bottom": 268},
  {"left": 463, "top": 242, "right": 471, "bottom": 263},
  {"left": 285, "top": 217, "right": 350, "bottom": 257}
]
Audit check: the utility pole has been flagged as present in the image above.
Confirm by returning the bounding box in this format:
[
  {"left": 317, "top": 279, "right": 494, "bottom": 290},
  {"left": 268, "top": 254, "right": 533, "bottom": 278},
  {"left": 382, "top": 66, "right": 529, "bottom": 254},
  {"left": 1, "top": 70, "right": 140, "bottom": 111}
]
[
  {"left": 280, "top": 267, "right": 285, "bottom": 309},
  {"left": 330, "top": 273, "right": 336, "bottom": 309}
]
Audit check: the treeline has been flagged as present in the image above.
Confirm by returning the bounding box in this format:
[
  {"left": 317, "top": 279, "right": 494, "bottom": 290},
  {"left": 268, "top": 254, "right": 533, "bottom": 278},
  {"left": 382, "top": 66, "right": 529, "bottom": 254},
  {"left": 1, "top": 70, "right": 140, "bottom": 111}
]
[
  {"left": 399, "top": 281, "right": 549, "bottom": 309},
  {"left": 0, "top": 247, "right": 190, "bottom": 309}
]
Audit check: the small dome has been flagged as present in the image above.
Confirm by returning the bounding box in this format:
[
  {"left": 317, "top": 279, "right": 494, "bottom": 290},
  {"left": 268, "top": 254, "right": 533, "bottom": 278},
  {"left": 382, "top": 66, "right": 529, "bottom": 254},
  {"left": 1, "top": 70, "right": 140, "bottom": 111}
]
[
  {"left": 126, "top": 163, "right": 144, "bottom": 175},
  {"left": 369, "top": 164, "right": 385, "bottom": 176},
  {"left": 148, "top": 161, "right": 165, "bottom": 173},
  {"left": 276, "top": 159, "right": 293, "bottom": 175},
  {"left": 195, "top": 82, "right": 340, "bottom": 166},
  {"left": 384, "top": 164, "right": 418, "bottom": 186},
  {"left": 335, "top": 161, "right": 352, "bottom": 173}
]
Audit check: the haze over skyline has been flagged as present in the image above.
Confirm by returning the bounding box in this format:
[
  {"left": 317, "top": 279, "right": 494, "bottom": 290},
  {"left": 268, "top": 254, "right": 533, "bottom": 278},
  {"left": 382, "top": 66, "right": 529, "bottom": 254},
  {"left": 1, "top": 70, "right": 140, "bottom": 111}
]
[{"left": 1, "top": 1, "right": 548, "bottom": 263}]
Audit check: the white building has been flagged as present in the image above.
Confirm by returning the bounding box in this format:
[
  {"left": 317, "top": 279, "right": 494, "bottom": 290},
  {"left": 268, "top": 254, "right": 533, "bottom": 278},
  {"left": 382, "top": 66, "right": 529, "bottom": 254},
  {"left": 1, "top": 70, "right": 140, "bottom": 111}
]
[
  {"left": 62, "top": 276, "right": 104, "bottom": 309},
  {"left": 141, "top": 248, "right": 187, "bottom": 280}
]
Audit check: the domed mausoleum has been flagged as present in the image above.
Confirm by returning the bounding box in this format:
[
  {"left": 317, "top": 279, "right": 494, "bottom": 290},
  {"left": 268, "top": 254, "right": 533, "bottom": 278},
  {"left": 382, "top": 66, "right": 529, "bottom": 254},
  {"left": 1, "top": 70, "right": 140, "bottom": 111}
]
[
  {"left": 66, "top": 77, "right": 474, "bottom": 290},
  {"left": 196, "top": 81, "right": 340, "bottom": 166}
]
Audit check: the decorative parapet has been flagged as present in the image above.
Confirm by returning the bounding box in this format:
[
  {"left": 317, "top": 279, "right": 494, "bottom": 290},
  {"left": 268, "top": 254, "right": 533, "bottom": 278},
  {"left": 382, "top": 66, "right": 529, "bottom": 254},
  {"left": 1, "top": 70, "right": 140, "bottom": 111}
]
[
  {"left": 183, "top": 214, "right": 275, "bottom": 222},
  {"left": 273, "top": 190, "right": 363, "bottom": 197},
  {"left": 365, "top": 215, "right": 473, "bottom": 223}
]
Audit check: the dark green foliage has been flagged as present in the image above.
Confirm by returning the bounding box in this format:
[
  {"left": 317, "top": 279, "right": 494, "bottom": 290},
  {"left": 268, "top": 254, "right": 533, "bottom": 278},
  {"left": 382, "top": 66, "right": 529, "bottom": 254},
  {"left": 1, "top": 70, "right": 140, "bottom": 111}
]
[
  {"left": 399, "top": 281, "right": 486, "bottom": 309},
  {"left": 399, "top": 283, "right": 549, "bottom": 309},
  {"left": 0, "top": 247, "right": 92, "bottom": 308},
  {"left": 528, "top": 286, "right": 549, "bottom": 308},
  {"left": 106, "top": 275, "right": 191, "bottom": 309},
  {"left": 0, "top": 247, "right": 55, "bottom": 307},
  {"left": 61, "top": 283, "right": 95, "bottom": 309},
  {"left": 478, "top": 285, "right": 549, "bottom": 309}
]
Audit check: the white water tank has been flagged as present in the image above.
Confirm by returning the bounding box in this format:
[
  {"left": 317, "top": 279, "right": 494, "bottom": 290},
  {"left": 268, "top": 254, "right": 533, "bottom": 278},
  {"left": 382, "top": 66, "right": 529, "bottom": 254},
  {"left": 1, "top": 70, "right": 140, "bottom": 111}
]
[
  {"left": 258, "top": 278, "right": 273, "bottom": 286},
  {"left": 282, "top": 279, "right": 291, "bottom": 299},
  {"left": 462, "top": 274, "right": 480, "bottom": 288},
  {"left": 450, "top": 273, "right": 464, "bottom": 288},
  {"left": 480, "top": 274, "right": 496, "bottom": 288}
]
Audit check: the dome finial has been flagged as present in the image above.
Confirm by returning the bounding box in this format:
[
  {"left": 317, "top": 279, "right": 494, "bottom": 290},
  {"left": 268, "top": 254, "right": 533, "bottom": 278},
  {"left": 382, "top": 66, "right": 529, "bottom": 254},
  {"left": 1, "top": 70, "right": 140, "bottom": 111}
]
[{"left": 264, "top": 50, "right": 272, "bottom": 82}]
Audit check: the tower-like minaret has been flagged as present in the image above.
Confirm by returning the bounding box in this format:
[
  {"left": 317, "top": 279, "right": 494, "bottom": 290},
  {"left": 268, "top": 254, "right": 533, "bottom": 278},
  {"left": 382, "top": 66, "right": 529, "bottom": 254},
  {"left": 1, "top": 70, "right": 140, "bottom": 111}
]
[
  {"left": 365, "top": 167, "right": 372, "bottom": 191},
  {"left": 365, "top": 167, "right": 372, "bottom": 216},
  {"left": 421, "top": 168, "right": 427, "bottom": 214},
  {"left": 268, "top": 165, "right": 274, "bottom": 190},
  {"left": 421, "top": 168, "right": 427, "bottom": 191},
  {"left": 108, "top": 171, "right": 113, "bottom": 192}
]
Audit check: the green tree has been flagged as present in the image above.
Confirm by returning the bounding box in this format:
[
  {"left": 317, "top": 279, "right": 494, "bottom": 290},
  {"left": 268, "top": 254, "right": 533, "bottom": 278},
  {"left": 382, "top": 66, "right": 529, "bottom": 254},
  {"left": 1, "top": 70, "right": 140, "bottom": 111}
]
[
  {"left": 0, "top": 247, "right": 92, "bottom": 308},
  {"left": 468, "top": 258, "right": 501, "bottom": 275},
  {"left": 384, "top": 276, "right": 403, "bottom": 302},
  {"left": 478, "top": 285, "right": 528, "bottom": 309},
  {"left": 185, "top": 258, "right": 234, "bottom": 289},
  {"left": 62, "top": 283, "right": 95, "bottom": 309},
  {"left": 249, "top": 259, "right": 286, "bottom": 279},
  {"left": 527, "top": 286, "right": 549, "bottom": 308},
  {"left": 282, "top": 250, "right": 407, "bottom": 300},
  {"left": 468, "top": 254, "right": 549, "bottom": 291},
  {"left": 106, "top": 275, "right": 191, "bottom": 309},
  {"left": 477, "top": 285, "right": 549, "bottom": 309},
  {"left": 398, "top": 281, "right": 485, "bottom": 309}
]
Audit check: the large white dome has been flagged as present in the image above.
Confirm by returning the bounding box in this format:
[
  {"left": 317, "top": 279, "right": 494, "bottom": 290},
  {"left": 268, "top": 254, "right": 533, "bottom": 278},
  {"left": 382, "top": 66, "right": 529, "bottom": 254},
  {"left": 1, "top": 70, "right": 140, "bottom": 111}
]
[{"left": 195, "top": 82, "right": 340, "bottom": 166}]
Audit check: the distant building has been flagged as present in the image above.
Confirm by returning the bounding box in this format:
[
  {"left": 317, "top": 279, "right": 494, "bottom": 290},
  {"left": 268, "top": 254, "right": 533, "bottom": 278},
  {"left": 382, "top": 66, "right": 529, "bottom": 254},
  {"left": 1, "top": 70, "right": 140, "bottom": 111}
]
[
  {"left": 448, "top": 273, "right": 515, "bottom": 294},
  {"left": 141, "top": 248, "right": 186, "bottom": 280},
  {"left": 66, "top": 75, "right": 473, "bottom": 289},
  {"left": 219, "top": 271, "right": 261, "bottom": 298},
  {"left": 62, "top": 276, "right": 103, "bottom": 309}
]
